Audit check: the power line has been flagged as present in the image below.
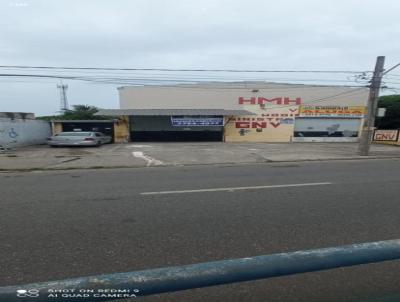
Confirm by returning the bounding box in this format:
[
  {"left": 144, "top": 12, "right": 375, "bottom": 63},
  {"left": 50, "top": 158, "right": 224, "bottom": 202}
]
[
  {"left": 259, "top": 87, "right": 368, "bottom": 110},
  {"left": 383, "top": 62, "right": 400, "bottom": 75},
  {"left": 0, "top": 65, "right": 368, "bottom": 74},
  {"left": 0, "top": 73, "right": 367, "bottom": 87},
  {"left": 0, "top": 67, "right": 367, "bottom": 85},
  {"left": 382, "top": 81, "right": 400, "bottom": 85}
]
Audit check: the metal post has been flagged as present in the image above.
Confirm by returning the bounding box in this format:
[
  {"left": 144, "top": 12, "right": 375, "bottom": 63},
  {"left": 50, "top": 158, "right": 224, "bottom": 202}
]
[
  {"left": 358, "top": 56, "right": 385, "bottom": 156},
  {"left": 57, "top": 82, "right": 69, "bottom": 112},
  {"left": 0, "top": 239, "right": 400, "bottom": 301}
]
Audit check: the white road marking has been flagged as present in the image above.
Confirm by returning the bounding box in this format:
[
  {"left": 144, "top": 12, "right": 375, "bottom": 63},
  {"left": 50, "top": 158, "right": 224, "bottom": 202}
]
[
  {"left": 141, "top": 182, "right": 332, "bottom": 195},
  {"left": 132, "top": 151, "right": 164, "bottom": 166}
]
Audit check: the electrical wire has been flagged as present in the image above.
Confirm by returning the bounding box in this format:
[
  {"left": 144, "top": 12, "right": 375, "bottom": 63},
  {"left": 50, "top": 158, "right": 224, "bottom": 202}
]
[
  {"left": 0, "top": 65, "right": 368, "bottom": 74},
  {"left": 0, "top": 73, "right": 368, "bottom": 88},
  {"left": 0, "top": 71, "right": 370, "bottom": 114},
  {"left": 0, "top": 67, "right": 367, "bottom": 86},
  {"left": 251, "top": 87, "right": 368, "bottom": 110}
]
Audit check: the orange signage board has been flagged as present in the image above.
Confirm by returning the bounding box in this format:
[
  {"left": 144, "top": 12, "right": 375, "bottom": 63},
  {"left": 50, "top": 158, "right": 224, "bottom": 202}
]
[{"left": 299, "top": 106, "right": 366, "bottom": 118}]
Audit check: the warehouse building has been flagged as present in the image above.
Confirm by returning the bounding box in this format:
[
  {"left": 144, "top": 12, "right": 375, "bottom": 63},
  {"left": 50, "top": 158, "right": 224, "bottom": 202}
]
[{"left": 95, "top": 82, "right": 369, "bottom": 143}]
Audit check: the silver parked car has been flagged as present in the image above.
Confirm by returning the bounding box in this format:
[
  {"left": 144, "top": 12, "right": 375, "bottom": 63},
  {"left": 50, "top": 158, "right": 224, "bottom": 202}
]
[{"left": 47, "top": 131, "right": 112, "bottom": 147}]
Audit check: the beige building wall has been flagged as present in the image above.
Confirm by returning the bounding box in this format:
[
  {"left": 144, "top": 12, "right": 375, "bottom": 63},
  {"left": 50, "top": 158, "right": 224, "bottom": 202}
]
[
  {"left": 225, "top": 105, "right": 298, "bottom": 142},
  {"left": 52, "top": 122, "right": 63, "bottom": 134},
  {"left": 113, "top": 116, "right": 130, "bottom": 143},
  {"left": 119, "top": 83, "right": 369, "bottom": 109},
  {"left": 119, "top": 83, "right": 369, "bottom": 143}
]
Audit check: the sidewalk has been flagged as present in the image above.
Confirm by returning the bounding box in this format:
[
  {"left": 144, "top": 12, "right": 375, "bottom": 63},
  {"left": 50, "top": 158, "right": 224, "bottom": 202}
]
[{"left": 0, "top": 142, "right": 399, "bottom": 171}]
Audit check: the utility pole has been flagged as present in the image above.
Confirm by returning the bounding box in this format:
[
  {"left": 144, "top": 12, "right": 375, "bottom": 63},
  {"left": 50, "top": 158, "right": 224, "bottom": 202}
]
[
  {"left": 358, "top": 56, "right": 385, "bottom": 156},
  {"left": 57, "top": 82, "right": 69, "bottom": 112}
]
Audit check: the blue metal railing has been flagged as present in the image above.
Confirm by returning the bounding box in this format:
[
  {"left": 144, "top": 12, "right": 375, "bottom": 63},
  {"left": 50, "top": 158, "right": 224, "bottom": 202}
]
[{"left": 1, "top": 239, "right": 400, "bottom": 301}]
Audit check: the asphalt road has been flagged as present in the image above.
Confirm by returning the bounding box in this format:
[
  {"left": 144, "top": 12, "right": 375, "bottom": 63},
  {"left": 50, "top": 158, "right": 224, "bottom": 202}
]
[{"left": 1, "top": 159, "right": 400, "bottom": 302}]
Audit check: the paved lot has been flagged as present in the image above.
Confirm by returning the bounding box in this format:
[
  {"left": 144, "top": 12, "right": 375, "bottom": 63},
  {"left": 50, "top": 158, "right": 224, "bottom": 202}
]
[
  {"left": 1, "top": 159, "right": 400, "bottom": 301},
  {"left": 1, "top": 142, "right": 400, "bottom": 171}
]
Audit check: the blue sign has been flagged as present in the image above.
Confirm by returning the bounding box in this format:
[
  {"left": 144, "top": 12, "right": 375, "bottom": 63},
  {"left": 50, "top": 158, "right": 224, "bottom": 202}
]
[{"left": 171, "top": 117, "right": 223, "bottom": 127}]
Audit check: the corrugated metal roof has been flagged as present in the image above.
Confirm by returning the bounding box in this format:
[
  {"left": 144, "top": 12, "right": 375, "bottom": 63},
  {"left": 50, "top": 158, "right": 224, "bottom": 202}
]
[
  {"left": 50, "top": 120, "right": 115, "bottom": 123},
  {"left": 95, "top": 109, "right": 255, "bottom": 116}
]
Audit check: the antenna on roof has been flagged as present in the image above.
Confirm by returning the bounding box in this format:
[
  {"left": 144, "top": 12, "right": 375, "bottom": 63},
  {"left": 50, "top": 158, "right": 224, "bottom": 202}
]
[{"left": 57, "top": 81, "right": 69, "bottom": 112}]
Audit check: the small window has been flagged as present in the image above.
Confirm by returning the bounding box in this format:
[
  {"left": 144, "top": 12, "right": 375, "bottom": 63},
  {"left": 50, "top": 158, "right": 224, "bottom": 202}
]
[{"left": 95, "top": 133, "right": 102, "bottom": 137}]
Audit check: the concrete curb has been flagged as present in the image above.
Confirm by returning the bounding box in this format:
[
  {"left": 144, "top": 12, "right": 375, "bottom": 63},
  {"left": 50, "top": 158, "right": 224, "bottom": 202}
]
[{"left": 1, "top": 155, "right": 400, "bottom": 173}]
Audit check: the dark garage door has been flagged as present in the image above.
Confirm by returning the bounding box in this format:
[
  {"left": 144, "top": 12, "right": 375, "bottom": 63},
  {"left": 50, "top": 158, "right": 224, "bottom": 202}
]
[
  {"left": 61, "top": 122, "right": 114, "bottom": 140},
  {"left": 130, "top": 116, "right": 223, "bottom": 142}
]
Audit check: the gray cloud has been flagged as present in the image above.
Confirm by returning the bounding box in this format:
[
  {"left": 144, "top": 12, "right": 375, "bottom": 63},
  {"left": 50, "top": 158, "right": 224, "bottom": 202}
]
[{"left": 0, "top": 0, "right": 399, "bottom": 115}]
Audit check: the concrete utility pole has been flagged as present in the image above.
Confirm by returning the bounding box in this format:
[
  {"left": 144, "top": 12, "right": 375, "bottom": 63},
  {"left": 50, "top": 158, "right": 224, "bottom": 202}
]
[
  {"left": 57, "top": 82, "right": 69, "bottom": 112},
  {"left": 358, "top": 56, "right": 385, "bottom": 156}
]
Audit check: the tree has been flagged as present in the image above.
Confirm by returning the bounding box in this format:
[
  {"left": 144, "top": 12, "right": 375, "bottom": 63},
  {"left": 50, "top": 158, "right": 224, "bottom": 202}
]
[
  {"left": 37, "top": 105, "right": 110, "bottom": 121},
  {"left": 61, "top": 105, "right": 103, "bottom": 120},
  {"left": 376, "top": 95, "right": 400, "bottom": 129}
]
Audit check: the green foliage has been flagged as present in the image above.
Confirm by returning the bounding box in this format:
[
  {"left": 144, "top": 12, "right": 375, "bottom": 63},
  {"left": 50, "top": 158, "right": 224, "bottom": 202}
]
[
  {"left": 36, "top": 105, "right": 110, "bottom": 121},
  {"left": 376, "top": 95, "right": 400, "bottom": 129}
]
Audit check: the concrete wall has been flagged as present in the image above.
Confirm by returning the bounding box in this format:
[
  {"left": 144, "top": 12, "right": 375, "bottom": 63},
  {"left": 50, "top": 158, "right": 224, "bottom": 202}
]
[
  {"left": 0, "top": 118, "right": 51, "bottom": 148},
  {"left": 293, "top": 137, "right": 359, "bottom": 142},
  {"left": 0, "top": 112, "right": 35, "bottom": 119}
]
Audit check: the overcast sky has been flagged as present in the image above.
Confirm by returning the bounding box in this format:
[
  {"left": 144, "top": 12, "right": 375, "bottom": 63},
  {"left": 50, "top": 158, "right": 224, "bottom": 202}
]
[{"left": 1, "top": 0, "right": 400, "bottom": 115}]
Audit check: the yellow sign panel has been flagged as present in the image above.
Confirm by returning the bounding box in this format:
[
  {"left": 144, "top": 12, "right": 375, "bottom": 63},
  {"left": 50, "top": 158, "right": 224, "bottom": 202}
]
[
  {"left": 299, "top": 106, "right": 366, "bottom": 118},
  {"left": 224, "top": 105, "right": 298, "bottom": 142}
]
